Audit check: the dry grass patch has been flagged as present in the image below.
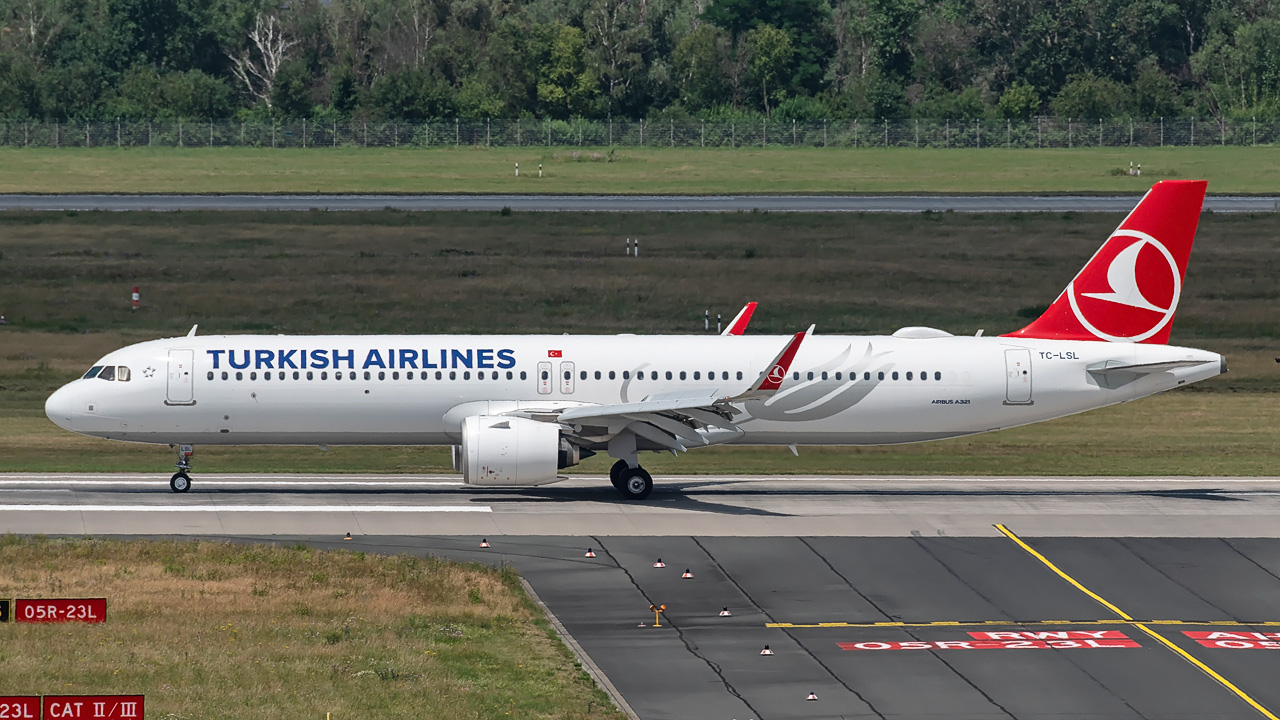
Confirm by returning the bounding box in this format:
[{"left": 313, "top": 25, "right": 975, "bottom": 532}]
[{"left": 0, "top": 537, "right": 621, "bottom": 720}]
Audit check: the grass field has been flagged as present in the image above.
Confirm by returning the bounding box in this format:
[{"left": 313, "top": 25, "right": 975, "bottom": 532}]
[
  {"left": 0, "top": 536, "right": 621, "bottom": 719},
  {"left": 1, "top": 209, "right": 1274, "bottom": 475},
  {"left": 1, "top": 146, "right": 1279, "bottom": 194}
]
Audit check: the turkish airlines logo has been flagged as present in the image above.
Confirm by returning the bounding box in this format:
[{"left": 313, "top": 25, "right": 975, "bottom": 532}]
[
  {"left": 1067, "top": 230, "right": 1180, "bottom": 342},
  {"left": 767, "top": 364, "right": 786, "bottom": 383}
]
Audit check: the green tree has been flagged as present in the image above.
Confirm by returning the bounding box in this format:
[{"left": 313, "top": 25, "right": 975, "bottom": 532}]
[
  {"left": 745, "top": 23, "right": 793, "bottom": 117},
  {"left": 536, "top": 24, "right": 599, "bottom": 118},
  {"left": 1051, "top": 72, "right": 1126, "bottom": 118},
  {"left": 703, "top": 0, "right": 833, "bottom": 94},
  {"left": 673, "top": 24, "right": 731, "bottom": 112},
  {"left": 997, "top": 81, "right": 1041, "bottom": 119},
  {"left": 271, "top": 59, "right": 313, "bottom": 117}
]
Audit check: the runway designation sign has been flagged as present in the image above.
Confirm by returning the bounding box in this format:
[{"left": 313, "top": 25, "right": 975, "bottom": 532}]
[
  {"left": 14, "top": 599, "right": 106, "bottom": 624},
  {"left": 839, "top": 630, "right": 1140, "bottom": 651},
  {"left": 0, "top": 697, "right": 39, "bottom": 719},
  {"left": 1185, "top": 631, "right": 1280, "bottom": 649},
  {"left": 42, "top": 696, "right": 143, "bottom": 719}
]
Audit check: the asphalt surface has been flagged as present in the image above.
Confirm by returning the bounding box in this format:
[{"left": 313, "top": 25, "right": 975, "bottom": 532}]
[
  {"left": 6, "top": 474, "right": 1280, "bottom": 537},
  {"left": 12, "top": 474, "right": 1280, "bottom": 720},
  {"left": 0, "top": 193, "right": 1277, "bottom": 213}
]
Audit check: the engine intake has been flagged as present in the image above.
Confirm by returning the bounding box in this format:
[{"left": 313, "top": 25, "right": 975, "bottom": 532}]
[{"left": 459, "top": 415, "right": 582, "bottom": 486}]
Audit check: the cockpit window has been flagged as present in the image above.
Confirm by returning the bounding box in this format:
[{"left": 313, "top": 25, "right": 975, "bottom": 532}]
[
  {"left": 98, "top": 366, "right": 116, "bottom": 381},
  {"left": 117, "top": 366, "right": 131, "bottom": 382},
  {"left": 83, "top": 366, "right": 104, "bottom": 379}
]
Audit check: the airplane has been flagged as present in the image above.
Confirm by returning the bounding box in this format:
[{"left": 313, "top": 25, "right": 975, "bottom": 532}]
[{"left": 45, "top": 180, "right": 1224, "bottom": 499}]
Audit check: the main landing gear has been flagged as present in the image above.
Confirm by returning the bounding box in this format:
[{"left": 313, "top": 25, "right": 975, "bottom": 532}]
[
  {"left": 609, "top": 459, "right": 653, "bottom": 501},
  {"left": 170, "top": 444, "right": 193, "bottom": 493}
]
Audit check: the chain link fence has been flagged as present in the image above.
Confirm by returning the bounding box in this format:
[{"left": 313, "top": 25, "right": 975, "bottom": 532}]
[{"left": 1, "top": 117, "right": 1275, "bottom": 149}]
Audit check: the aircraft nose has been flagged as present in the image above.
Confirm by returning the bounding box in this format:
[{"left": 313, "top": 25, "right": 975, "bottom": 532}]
[{"left": 45, "top": 383, "right": 77, "bottom": 431}]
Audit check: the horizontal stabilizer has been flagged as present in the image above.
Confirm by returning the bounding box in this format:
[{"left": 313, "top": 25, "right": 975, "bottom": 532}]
[{"left": 1087, "top": 359, "right": 1214, "bottom": 375}]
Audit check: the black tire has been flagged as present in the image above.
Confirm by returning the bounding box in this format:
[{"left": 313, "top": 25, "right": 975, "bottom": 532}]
[
  {"left": 617, "top": 467, "right": 653, "bottom": 501},
  {"left": 170, "top": 472, "right": 191, "bottom": 493},
  {"left": 609, "top": 459, "right": 628, "bottom": 490}
]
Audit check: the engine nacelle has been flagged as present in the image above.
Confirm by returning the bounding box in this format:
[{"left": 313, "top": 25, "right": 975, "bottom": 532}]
[{"left": 459, "top": 415, "right": 568, "bottom": 486}]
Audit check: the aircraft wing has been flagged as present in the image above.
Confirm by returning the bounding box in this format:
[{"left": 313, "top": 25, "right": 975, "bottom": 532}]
[{"left": 542, "top": 327, "right": 812, "bottom": 453}]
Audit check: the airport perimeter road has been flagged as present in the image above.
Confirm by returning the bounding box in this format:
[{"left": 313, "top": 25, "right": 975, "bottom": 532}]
[
  {"left": 5, "top": 473, "right": 1280, "bottom": 537},
  {"left": 0, "top": 193, "right": 1277, "bottom": 213}
]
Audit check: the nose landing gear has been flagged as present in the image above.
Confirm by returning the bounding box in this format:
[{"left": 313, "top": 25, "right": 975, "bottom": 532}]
[{"left": 170, "top": 444, "right": 193, "bottom": 493}]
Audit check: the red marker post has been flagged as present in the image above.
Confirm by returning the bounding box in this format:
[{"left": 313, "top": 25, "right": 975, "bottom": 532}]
[{"left": 131, "top": 286, "right": 139, "bottom": 311}]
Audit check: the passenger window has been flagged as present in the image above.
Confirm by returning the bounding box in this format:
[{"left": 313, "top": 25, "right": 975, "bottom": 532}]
[
  {"left": 391, "top": 371, "right": 398, "bottom": 380},
  {"left": 98, "top": 366, "right": 115, "bottom": 381},
  {"left": 651, "top": 371, "right": 658, "bottom": 380},
  {"left": 83, "top": 366, "right": 104, "bottom": 379},
  {"left": 222, "top": 371, "right": 228, "bottom": 380},
  {"left": 207, "top": 371, "right": 214, "bottom": 380},
  {"left": 423, "top": 371, "right": 430, "bottom": 380},
  {"left": 892, "top": 372, "right": 899, "bottom": 380},
  {"left": 449, "top": 371, "right": 457, "bottom": 380},
  {"left": 723, "top": 371, "right": 729, "bottom": 381},
  {"left": 117, "top": 367, "right": 131, "bottom": 381},
  {"left": 906, "top": 372, "right": 913, "bottom": 380},
  {"left": 463, "top": 371, "right": 471, "bottom": 380},
  {"left": 436, "top": 371, "right": 443, "bottom": 380},
  {"left": 349, "top": 371, "right": 356, "bottom": 380},
  {"left": 736, "top": 371, "right": 743, "bottom": 380},
  {"left": 822, "top": 372, "right": 828, "bottom": 380},
  {"left": 694, "top": 371, "right": 701, "bottom": 380},
  {"left": 294, "top": 371, "right": 301, "bottom": 380},
  {"left": 623, "top": 370, "right": 630, "bottom": 380},
  {"left": 877, "top": 372, "right": 884, "bottom": 380},
  {"left": 507, "top": 371, "right": 514, "bottom": 380},
  {"left": 278, "top": 371, "right": 285, "bottom": 380},
  {"left": 920, "top": 371, "right": 927, "bottom": 381},
  {"left": 835, "top": 372, "right": 842, "bottom": 380},
  {"left": 807, "top": 372, "right": 814, "bottom": 381},
  {"left": 251, "top": 372, "right": 258, "bottom": 380},
  {"left": 665, "top": 371, "right": 672, "bottom": 380},
  {"left": 519, "top": 371, "right": 526, "bottom": 380},
  {"left": 542, "top": 370, "right": 549, "bottom": 380},
  {"left": 264, "top": 372, "right": 271, "bottom": 381},
  {"left": 609, "top": 371, "right": 616, "bottom": 380},
  {"left": 594, "top": 371, "right": 601, "bottom": 380},
  {"left": 935, "top": 372, "right": 942, "bottom": 381},
  {"left": 563, "top": 371, "right": 570, "bottom": 380},
  {"left": 679, "top": 371, "right": 686, "bottom": 380},
  {"left": 580, "top": 371, "right": 587, "bottom": 380},
  {"left": 793, "top": 371, "right": 800, "bottom": 381},
  {"left": 364, "top": 371, "right": 371, "bottom": 380},
  {"left": 236, "top": 371, "right": 243, "bottom": 380},
  {"left": 335, "top": 372, "right": 342, "bottom": 380}
]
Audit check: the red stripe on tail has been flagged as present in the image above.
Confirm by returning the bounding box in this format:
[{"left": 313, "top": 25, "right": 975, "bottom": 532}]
[{"left": 1003, "top": 180, "right": 1206, "bottom": 345}]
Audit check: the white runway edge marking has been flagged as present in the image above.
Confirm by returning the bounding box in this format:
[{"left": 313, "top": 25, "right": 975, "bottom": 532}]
[{"left": 0, "top": 505, "right": 490, "bottom": 513}]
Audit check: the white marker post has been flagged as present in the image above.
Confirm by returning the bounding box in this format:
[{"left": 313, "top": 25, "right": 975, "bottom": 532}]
[
  {"left": 131, "top": 286, "right": 140, "bottom": 311},
  {"left": 717, "top": 314, "right": 722, "bottom": 333},
  {"left": 539, "top": 163, "right": 543, "bottom": 178},
  {"left": 515, "top": 163, "right": 519, "bottom": 177},
  {"left": 626, "top": 238, "right": 631, "bottom": 256},
  {"left": 705, "top": 310, "right": 709, "bottom": 332},
  {"left": 634, "top": 238, "right": 639, "bottom": 257}
]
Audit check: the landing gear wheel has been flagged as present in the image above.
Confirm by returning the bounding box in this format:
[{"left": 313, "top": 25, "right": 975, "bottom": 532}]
[
  {"left": 617, "top": 467, "right": 653, "bottom": 501},
  {"left": 609, "top": 459, "right": 629, "bottom": 490},
  {"left": 170, "top": 472, "right": 191, "bottom": 493}
]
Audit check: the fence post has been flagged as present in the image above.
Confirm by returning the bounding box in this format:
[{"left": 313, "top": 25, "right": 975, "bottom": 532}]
[
  {"left": 210, "top": 120, "right": 213, "bottom": 147},
  {"left": 148, "top": 122, "right": 151, "bottom": 147},
  {"left": 1254, "top": 116, "right": 1257, "bottom": 146},
  {"left": 945, "top": 119, "right": 949, "bottom": 148},
  {"left": 916, "top": 119, "right": 919, "bottom": 148},
  {"left": 55, "top": 121, "right": 59, "bottom": 148},
  {"left": 117, "top": 119, "right": 121, "bottom": 147},
  {"left": 1068, "top": 118, "right": 1072, "bottom": 148},
  {"left": 1221, "top": 118, "right": 1225, "bottom": 146},
  {"left": 762, "top": 118, "right": 766, "bottom": 148},
  {"left": 1098, "top": 117, "right": 1102, "bottom": 147},
  {"left": 1160, "top": 117, "right": 1163, "bottom": 147},
  {"left": 1191, "top": 117, "right": 1194, "bottom": 146},
  {"left": 487, "top": 118, "right": 491, "bottom": 147},
  {"left": 670, "top": 119, "right": 674, "bottom": 147},
  {"left": 793, "top": 118, "right": 796, "bottom": 146},
  {"left": 273, "top": 121, "right": 277, "bottom": 148},
  {"left": 179, "top": 120, "right": 183, "bottom": 147},
  {"left": 824, "top": 119, "right": 828, "bottom": 147},
  {"left": 242, "top": 121, "right": 246, "bottom": 146},
  {"left": 85, "top": 123, "right": 89, "bottom": 147},
  {"left": 1037, "top": 116, "right": 1041, "bottom": 148},
  {"left": 975, "top": 118, "right": 979, "bottom": 148},
  {"left": 884, "top": 118, "right": 888, "bottom": 147},
  {"left": 702, "top": 120, "right": 705, "bottom": 147},
  {"left": 547, "top": 119, "right": 551, "bottom": 147},
  {"left": 1007, "top": 119, "right": 1010, "bottom": 148},
  {"left": 1129, "top": 119, "right": 1133, "bottom": 147},
  {"left": 731, "top": 121, "right": 735, "bottom": 148},
  {"left": 640, "top": 120, "right": 644, "bottom": 146},
  {"left": 302, "top": 118, "right": 307, "bottom": 148},
  {"left": 855, "top": 119, "right": 859, "bottom": 148},
  {"left": 517, "top": 119, "right": 522, "bottom": 147},
  {"left": 24, "top": 121, "right": 28, "bottom": 148},
  {"left": 334, "top": 119, "right": 338, "bottom": 147}
]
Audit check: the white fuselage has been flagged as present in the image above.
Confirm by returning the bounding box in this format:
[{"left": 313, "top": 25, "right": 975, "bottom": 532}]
[{"left": 45, "top": 333, "right": 1224, "bottom": 448}]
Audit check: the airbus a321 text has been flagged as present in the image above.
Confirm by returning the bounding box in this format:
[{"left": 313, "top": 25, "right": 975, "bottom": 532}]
[{"left": 46, "top": 181, "right": 1224, "bottom": 499}]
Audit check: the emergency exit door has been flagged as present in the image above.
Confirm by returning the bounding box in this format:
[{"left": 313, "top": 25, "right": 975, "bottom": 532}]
[
  {"left": 166, "top": 349, "right": 195, "bottom": 405},
  {"left": 1004, "top": 349, "right": 1033, "bottom": 405},
  {"left": 537, "top": 362, "right": 552, "bottom": 395},
  {"left": 560, "top": 361, "right": 575, "bottom": 394}
]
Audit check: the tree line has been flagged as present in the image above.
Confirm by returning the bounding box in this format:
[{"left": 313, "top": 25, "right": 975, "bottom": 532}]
[{"left": 0, "top": 0, "right": 1276, "bottom": 123}]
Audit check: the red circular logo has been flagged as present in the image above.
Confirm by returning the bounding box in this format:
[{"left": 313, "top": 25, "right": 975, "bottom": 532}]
[{"left": 1067, "top": 230, "right": 1180, "bottom": 342}]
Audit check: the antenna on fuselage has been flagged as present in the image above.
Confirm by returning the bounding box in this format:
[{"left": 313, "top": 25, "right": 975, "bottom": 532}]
[{"left": 187, "top": 324, "right": 198, "bottom": 337}]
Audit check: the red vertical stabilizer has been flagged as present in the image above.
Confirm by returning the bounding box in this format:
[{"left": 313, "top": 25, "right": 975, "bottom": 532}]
[{"left": 1003, "top": 180, "right": 1206, "bottom": 344}]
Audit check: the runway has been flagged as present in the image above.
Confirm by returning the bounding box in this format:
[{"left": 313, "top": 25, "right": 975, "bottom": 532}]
[
  {"left": 0, "top": 193, "right": 1277, "bottom": 213},
  {"left": 12, "top": 473, "right": 1280, "bottom": 719},
  {"left": 5, "top": 473, "right": 1280, "bottom": 537}
]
